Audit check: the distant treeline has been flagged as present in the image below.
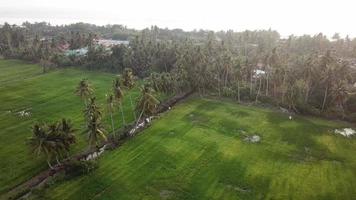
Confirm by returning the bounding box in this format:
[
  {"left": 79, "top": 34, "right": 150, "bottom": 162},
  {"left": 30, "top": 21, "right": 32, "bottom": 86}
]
[{"left": 0, "top": 22, "right": 355, "bottom": 121}]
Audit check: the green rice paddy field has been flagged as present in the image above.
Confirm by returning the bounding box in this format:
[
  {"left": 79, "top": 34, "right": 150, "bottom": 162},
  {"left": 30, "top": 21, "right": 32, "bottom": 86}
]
[
  {"left": 0, "top": 59, "right": 141, "bottom": 195},
  {"left": 1, "top": 59, "right": 356, "bottom": 200},
  {"left": 36, "top": 98, "right": 356, "bottom": 200}
]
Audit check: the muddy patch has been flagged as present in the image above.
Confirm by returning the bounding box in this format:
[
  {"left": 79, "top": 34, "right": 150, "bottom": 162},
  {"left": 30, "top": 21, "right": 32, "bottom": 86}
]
[{"left": 160, "top": 190, "right": 174, "bottom": 199}]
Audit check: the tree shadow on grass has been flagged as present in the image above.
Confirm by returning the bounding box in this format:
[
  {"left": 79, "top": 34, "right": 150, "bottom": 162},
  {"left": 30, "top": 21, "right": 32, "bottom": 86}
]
[
  {"left": 217, "top": 119, "right": 251, "bottom": 139},
  {"left": 166, "top": 142, "right": 272, "bottom": 200},
  {"left": 182, "top": 110, "right": 211, "bottom": 127},
  {"left": 195, "top": 100, "right": 221, "bottom": 111},
  {"left": 225, "top": 109, "right": 250, "bottom": 118},
  {"left": 265, "top": 112, "right": 345, "bottom": 164}
]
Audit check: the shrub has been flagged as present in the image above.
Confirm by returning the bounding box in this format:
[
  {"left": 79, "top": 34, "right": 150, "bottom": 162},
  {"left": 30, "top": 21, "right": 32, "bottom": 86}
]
[
  {"left": 346, "top": 94, "right": 356, "bottom": 112},
  {"left": 51, "top": 53, "right": 72, "bottom": 67},
  {"left": 346, "top": 113, "right": 356, "bottom": 123},
  {"left": 64, "top": 160, "right": 98, "bottom": 178}
]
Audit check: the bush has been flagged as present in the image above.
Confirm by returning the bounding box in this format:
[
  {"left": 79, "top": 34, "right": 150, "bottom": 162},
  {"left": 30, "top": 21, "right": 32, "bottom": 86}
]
[
  {"left": 222, "top": 86, "right": 234, "bottom": 98},
  {"left": 259, "top": 95, "right": 278, "bottom": 106},
  {"left": 51, "top": 53, "right": 72, "bottom": 67},
  {"left": 346, "top": 94, "right": 356, "bottom": 112},
  {"left": 346, "top": 113, "right": 356, "bottom": 123},
  {"left": 64, "top": 160, "right": 98, "bottom": 178}
]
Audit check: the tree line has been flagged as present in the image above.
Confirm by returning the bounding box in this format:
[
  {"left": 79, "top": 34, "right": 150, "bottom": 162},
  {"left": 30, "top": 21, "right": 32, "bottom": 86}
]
[{"left": 1, "top": 22, "right": 355, "bottom": 121}]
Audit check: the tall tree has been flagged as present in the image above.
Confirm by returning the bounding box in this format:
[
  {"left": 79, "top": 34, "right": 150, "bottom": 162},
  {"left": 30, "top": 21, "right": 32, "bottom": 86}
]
[
  {"left": 135, "top": 84, "right": 160, "bottom": 125},
  {"left": 113, "top": 77, "right": 126, "bottom": 127},
  {"left": 75, "top": 79, "right": 93, "bottom": 106},
  {"left": 27, "top": 120, "right": 76, "bottom": 168},
  {"left": 122, "top": 68, "right": 136, "bottom": 120},
  {"left": 85, "top": 97, "right": 107, "bottom": 150},
  {"left": 28, "top": 123, "right": 57, "bottom": 169},
  {"left": 106, "top": 93, "right": 116, "bottom": 137}
]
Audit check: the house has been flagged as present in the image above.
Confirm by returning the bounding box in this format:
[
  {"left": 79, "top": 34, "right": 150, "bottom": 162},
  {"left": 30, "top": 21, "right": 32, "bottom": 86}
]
[
  {"left": 253, "top": 69, "right": 266, "bottom": 78},
  {"left": 96, "top": 39, "right": 129, "bottom": 47},
  {"left": 58, "top": 43, "right": 70, "bottom": 52},
  {"left": 65, "top": 47, "right": 88, "bottom": 57}
]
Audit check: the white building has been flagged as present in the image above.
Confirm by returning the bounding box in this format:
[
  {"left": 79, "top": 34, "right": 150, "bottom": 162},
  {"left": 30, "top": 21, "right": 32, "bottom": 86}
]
[{"left": 97, "top": 39, "right": 129, "bottom": 47}]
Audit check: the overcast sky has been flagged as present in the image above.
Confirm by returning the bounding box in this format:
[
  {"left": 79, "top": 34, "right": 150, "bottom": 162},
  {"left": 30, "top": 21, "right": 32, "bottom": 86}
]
[{"left": 1, "top": 0, "right": 355, "bottom": 38}]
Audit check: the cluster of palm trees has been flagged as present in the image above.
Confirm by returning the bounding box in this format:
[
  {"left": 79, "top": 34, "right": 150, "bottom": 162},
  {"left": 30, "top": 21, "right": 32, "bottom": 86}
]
[
  {"left": 27, "top": 68, "right": 162, "bottom": 169},
  {"left": 27, "top": 119, "right": 76, "bottom": 169},
  {"left": 143, "top": 35, "right": 355, "bottom": 118},
  {"left": 149, "top": 72, "right": 176, "bottom": 94},
  {"left": 74, "top": 78, "right": 108, "bottom": 149}
]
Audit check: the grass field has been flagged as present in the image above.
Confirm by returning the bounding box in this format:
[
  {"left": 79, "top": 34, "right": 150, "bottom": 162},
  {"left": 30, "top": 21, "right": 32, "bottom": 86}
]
[
  {"left": 0, "top": 59, "right": 143, "bottom": 194},
  {"left": 34, "top": 98, "right": 356, "bottom": 200}
]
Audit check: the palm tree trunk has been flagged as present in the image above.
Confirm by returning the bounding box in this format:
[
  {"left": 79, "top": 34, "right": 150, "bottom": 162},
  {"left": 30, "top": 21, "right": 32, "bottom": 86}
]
[
  {"left": 129, "top": 94, "right": 137, "bottom": 121},
  {"left": 56, "top": 155, "right": 61, "bottom": 165},
  {"left": 110, "top": 112, "right": 115, "bottom": 136},
  {"left": 47, "top": 158, "right": 54, "bottom": 169},
  {"left": 266, "top": 73, "right": 269, "bottom": 96},
  {"left": 281, "top": 71, "right": 287, "bottom": 103},
  {"left": 250, "top": 69, "right": 253, "bottom": 96},
  {"left": 218, "top": 77, "right": 221, "bottom": 97},
  {"left": 237, "top": 80, "right": 241, "bottom": 103},
  {"left": 304, "top": 81, "right": 311, "bottom": 103},
  {"left": 255, "top": 77, "right": 262, "bottom": 103},
  {"left": 321, "top": 86, "right": 328, "bottom": 112},
  {"left": 224, "top": 69, "right": 228, "bottom": 87},
  {"left": 119, "top": 102, "right": 125, "bottom": 127}
]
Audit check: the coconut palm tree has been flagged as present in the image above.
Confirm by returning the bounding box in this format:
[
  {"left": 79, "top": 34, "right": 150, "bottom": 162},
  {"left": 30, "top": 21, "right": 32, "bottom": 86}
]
[
  {"left": 75, "top": 78, "right": 93, "bottom": 106},
  {"left": 122, "top": 68, "right": 137, "bottom": 120},
  {"left": 135, "top": 84, "right": 160, "bottom": 125},
  {"left": 28, "top": 123, "right": 60, "bottom": 169},
  {"left": 113, "top": 77, "right": 126, "bottom": 127},
  {"left": 85, "top": 97, "right": 107, "bottom": 149},
  {"left": 57, "top": 118, "right": 76, "bottom": 157},
  {"left": 106, "top": 93, "right": 116, "bottom": 136},
  {"left": 123, "top": 68, "right": 135, "bottom": 88}
]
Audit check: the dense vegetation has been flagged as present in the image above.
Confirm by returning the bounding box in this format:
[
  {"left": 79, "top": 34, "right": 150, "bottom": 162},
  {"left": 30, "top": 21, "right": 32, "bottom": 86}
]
[
  {"left": 1, "top": 22, "right": 355, "bottom": 122},
  {"left": 1, "top": 22, "right": 356, "bottom": 199},
  {"left": 29, "top": 98, "right": 356, "bottom": 200}
]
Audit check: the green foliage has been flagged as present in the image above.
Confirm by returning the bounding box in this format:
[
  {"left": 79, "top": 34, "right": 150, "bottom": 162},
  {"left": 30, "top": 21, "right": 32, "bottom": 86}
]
[
  {"left": 27, "top": 119, "right": 76, "bottom": 168},
  {"left": 85, "top": 97, "right": 107, "bottom": 149},
  {"left": 34, "top": 98, "right": 356, "bottom": 200},
  {"left": 135, "top": 84, "right": 160, "bottom": 118},
  {"left": 345, "top": 93, "right": 356, "bottom": 113},
  {"left": 64, "top": 160, "right": 98, "bottom": 178},
  {"left": 75, "top": 78, "right": 93, "bottom": 102},
  {"left": 0, "top": 60, "right": 144, "bottom": 194},
  {"left": 1, "top": 22, "right": 355, "bottom": 118},
  {"left": 122, "top": 68, "right": 135, "bottom": 89}
]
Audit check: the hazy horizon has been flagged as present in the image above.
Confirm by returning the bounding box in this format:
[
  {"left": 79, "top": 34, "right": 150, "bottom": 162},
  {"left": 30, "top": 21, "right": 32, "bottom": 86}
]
[{"left": 1, "top": 0, "right": 356, "bottom": 38}]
